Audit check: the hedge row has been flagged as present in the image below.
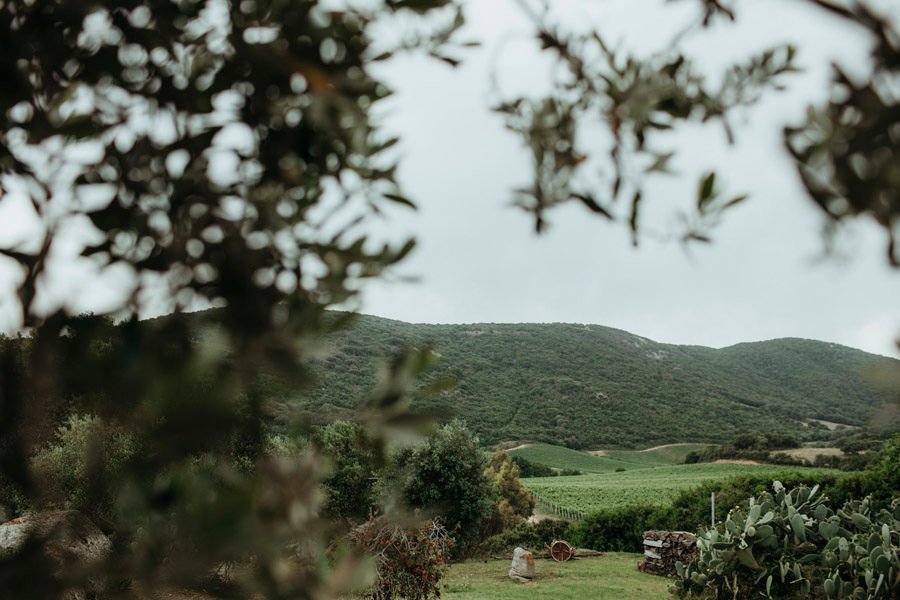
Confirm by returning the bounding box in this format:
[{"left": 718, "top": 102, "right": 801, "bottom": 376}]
[
  {"left": 573, "top": 470, "right": 895, "bottom": 552},
  {"left": 483, "top": 469, "right": 897, "bottom": 556}
]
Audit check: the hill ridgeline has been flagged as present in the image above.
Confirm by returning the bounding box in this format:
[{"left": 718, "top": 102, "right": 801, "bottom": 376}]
[{"left": 282, "top": 313, "right": 899, "bottom": 449}]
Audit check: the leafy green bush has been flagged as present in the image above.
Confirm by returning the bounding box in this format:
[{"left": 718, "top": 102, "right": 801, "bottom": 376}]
[
  {"left": 0, "top": 474, "right": 26, "bottom": 523},
  {"left": 572, "top": 505, "right": 674, "bottom": 552},
  {"left": 395, "top": 421, "right": 495, "bottom": 557},
  {"left": 687, "top": 432, "right": 895, "bottom": 472},
  {"left": 484, "top": 451, "right": 535, "bottom": 534},
  {"left": 510, "top": 454, "right": 584, "bottom": 478},
  {"left": 477, "top": 519, "right": 573, "bottom": 556},
  {"left": 668, "top": 474, "right": 836, "bottom": 528},
  {"left": 686, "top": 434, "right": 799, "bottom": 466},
  {"left": 511, "top": 455, "right": 556, "bottom": 478},
  {"left": 312, "top": 421, "right": 382, "bottom": 523},
  {"left": 672, "top": 482, "right": 900, "bottom": 599},
  {"left": 868, "top": 433, "right": 900, "bottom": 506},
  {"left": 29, "top": 414, "right": 137, "bottom": 527}
]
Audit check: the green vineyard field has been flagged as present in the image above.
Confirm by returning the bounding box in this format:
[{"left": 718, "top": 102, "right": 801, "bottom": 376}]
[{"left": 523, "top": 463, "right": 837, "bottom": 514}]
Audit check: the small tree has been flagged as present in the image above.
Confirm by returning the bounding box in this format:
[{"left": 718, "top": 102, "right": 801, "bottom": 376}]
[
  {"left": 313, "top": 421, "right": 381, "bottom": 523},
  {"left": 397, "top": 421, "right": 495, "bottom": 556},
  {"left": 484, "top": 451, "right": 535, "bottom": 534},
  {"left": 30, "top": 414, "right": 137, "bottom": 529},
  {"left": 510, "top": 455, "right": 556, "bottom": 478}
]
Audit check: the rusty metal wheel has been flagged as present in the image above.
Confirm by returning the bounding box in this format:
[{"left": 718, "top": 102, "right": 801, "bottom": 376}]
[{"left": 549, "top": 539, "right": 575, "bottom": 562}]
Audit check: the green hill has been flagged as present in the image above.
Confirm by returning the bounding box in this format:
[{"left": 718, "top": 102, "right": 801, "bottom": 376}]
[{"left": 287, "top": 312, "right": 897, "bottom": 448}]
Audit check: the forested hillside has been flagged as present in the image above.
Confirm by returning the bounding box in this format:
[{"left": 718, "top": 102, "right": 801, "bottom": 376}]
[{"left": 273, "top": 312, "right": 898, "bottom": 449}]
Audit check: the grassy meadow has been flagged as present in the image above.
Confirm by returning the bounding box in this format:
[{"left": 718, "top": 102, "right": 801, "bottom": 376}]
[{"left": 442, "top": 554, "right": 670, "bottom": 600}]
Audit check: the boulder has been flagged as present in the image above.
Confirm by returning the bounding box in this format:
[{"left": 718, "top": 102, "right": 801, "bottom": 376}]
[
  {"left": 0, "top": 510, "right": 112, "bottom": 598},
  {"left": 508, "top": 546, "right": 534, "bottom": 582}
]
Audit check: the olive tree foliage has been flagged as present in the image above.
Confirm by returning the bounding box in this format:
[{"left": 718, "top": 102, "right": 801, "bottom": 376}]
[
  {"left": 498, "top": 0, "right": 900, "bottom": 266},
  {"left": 785, "top": 1, "right": 900, "bottom": 267},
  {"left": 0, "top": 0, "right": 468, "bottom": 598}
]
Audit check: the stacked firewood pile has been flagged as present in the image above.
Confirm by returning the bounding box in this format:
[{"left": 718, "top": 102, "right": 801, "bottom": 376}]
[{"left": 637, "top": 530, "right": 698, "bottom": 577}]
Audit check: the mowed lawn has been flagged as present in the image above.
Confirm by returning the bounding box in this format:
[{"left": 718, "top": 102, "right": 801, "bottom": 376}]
[{"left": 442, "top": 554, "right": 671, "bottom": 599}]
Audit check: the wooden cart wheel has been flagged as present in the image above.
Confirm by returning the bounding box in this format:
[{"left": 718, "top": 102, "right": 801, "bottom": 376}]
[{"left": 549, "top": 540, "right": 575, "bottom": 562}]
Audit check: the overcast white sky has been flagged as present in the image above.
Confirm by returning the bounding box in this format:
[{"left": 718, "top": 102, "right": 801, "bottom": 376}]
[
  {"left": 357, "top": 0, "right": 900, "bottom": 357},
  {"left": 0, "top": 0, "right": 898, "bottom": 357}
]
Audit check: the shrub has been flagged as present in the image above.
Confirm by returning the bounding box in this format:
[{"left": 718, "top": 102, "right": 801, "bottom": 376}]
[
  {"left": 350, "top": 517, "right": 452, "bottom": 600},
  {"left": 312, "top": 421, "right": 381, "bottom": 523},
  {"left": 508, "top": 455, "right": 582, "bottom": 478},
  {"left": 477, "top": 518, "right": 573, "bottom": 556},
  {"left": 869, "top": 433, "right": 900, "bottom": 504},
  {"left": 672, "top": 482, "right": 900, "bottom": 599},
  {"left": 687, "top": 432, "right": 897, "bottom": 472},
  {"left": 0, "top": 474, "right": 26, "bottom": 523},
  {"left": 571, "top": 505, "right": 675, "bottom": 552},
  {"left": 395, "top": 421, "right": 495, "bottom": 557},
  {"left": 484, "top": 452, "right": 534, "bottom": 534},
  {"left": 510, "top": 455, "right": 555, "bottom": 478},
  {"left": 29, "top": 414, "right": 137, "bottom": 527}
]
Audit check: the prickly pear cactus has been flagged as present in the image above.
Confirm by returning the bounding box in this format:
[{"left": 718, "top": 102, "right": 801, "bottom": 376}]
[{"left": 671, "top": 482, "right": 899, "bottom": 599}]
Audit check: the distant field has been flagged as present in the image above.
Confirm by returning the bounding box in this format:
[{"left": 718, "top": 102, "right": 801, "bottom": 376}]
[
  {"left": 510, "top": 444, "right": 627, "bottom": 473},
  {"left": 509, "top": 443, "right": 711, "bottom": 474},
  {"left": 442, "top": 554, "right": 668, "bottom": 600},
  {"left": 523, "top": 463, "right": 836, "bottom": 514},
  {"left": 637, "top": 443, "right": 713, "bottom": 463}
]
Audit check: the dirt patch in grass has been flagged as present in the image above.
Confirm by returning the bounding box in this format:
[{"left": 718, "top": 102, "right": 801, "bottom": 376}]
[
  {"left": 639, "top": 443, "right": 698, "bottom": 452},
  {"left": 506, "top": 443, "right": 533, "bottom": 452},
  {"left": 714, "top": 459, "right": 761, "bottom": 465},
  {"left": 808, "top": 419, "right": 858, "bottom": 431}
]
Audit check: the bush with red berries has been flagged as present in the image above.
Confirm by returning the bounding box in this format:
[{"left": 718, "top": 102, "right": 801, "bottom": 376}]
[{"left": 350, "top": 516, "right": 453, "bottom": 599}]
